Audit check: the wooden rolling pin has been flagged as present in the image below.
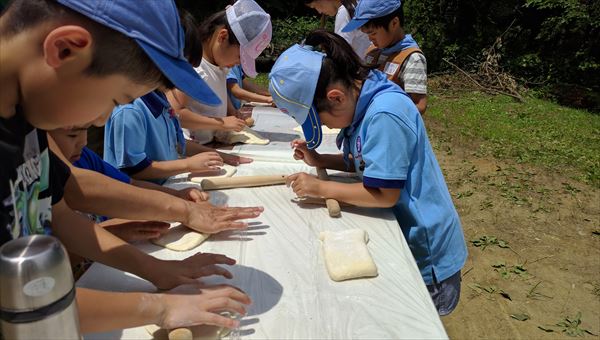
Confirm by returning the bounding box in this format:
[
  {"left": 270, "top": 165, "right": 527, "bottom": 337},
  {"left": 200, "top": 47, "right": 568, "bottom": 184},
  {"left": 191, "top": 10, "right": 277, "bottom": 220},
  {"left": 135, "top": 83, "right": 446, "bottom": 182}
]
[
  {"left": 200, "top": 175, "right": 287, "bottom": 190},
  {"left": 316, "top": 168, "right": 342, "bottom": 217}
]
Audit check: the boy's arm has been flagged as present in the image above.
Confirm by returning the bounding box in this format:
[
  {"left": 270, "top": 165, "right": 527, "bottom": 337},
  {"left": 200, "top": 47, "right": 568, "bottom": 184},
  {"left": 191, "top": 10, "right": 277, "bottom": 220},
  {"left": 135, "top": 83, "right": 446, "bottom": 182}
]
[
  {"left": 130, "top": 178, "right": 209, "bottom": 203},
  {"left": 401, "top": 53, "right": 428, "bottom": 114},
  {"left": 409, "top": 93, "right": 427, "bottom": 114},
  {"left": 49, "top": 135, "right": 262, "bottom": 234},
  {"left": 228, "top": 82, "right": 272, "bottom": 103},
  {"left": 127, "top": 156, "right": 216, "bottom": 181},
  {"left": 184, "top": 141, "right": 253, "bottom": 166},
  {"left": 77, "top": 284, "right": 250, "bottom": 334},
  {"left": 52, "top": 198, "right": 246, "bottom": 289}
]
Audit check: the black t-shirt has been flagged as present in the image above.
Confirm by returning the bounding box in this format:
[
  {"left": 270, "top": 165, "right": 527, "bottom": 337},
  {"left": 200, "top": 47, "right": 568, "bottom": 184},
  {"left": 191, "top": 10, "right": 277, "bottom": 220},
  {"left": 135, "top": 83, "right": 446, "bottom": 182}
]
[{"left": 0, "top": 107, "right": 71, "bottom": 246}]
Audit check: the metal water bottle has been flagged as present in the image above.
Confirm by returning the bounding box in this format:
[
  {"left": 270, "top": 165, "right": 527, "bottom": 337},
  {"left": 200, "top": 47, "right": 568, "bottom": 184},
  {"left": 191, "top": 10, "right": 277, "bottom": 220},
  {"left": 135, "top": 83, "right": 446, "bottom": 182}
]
[{"left": 0, "top": 235, "right": 81, "bottom": 339}]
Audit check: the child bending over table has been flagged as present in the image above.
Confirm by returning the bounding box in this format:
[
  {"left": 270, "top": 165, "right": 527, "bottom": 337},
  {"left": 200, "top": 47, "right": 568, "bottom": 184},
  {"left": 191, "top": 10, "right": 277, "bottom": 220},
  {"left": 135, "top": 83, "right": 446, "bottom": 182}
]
[
  {"left": 168, "top": 0, "right": 272, "bottom": 145},
  {"left": 1, "top": 0, "right": 254, "bottom": 333},
  {"left": 272, "top": 30, "right": 467, "bottom": 316}
]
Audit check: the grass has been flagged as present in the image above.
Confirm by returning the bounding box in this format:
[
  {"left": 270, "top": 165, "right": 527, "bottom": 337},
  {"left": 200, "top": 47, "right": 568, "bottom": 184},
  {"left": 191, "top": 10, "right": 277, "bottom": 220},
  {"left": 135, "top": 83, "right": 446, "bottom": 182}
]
[{"left": 427, "top": 91, "right": 600, "bottom": 187}]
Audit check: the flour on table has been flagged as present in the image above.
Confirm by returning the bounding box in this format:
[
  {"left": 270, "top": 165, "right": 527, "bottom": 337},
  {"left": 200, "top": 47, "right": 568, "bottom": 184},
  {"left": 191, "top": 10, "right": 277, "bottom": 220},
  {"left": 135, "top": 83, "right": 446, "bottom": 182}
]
[
  {"left": 319, "top": 229, "right": 378, "bottom": 281},
  {"left": 145, "top": 324, "right": 230, "bottom": 340},
  {"left": 151, "top": 224, "right": 209, "bottom": 251},
  {"left": 293, "top": 125, "right": 341, "bottom": 135},
  {"left": 189, "top": 164, "right": 236, "bottom": 183},
  {"left": 215, "top": 126, "right": 269, "bottom": 145}
]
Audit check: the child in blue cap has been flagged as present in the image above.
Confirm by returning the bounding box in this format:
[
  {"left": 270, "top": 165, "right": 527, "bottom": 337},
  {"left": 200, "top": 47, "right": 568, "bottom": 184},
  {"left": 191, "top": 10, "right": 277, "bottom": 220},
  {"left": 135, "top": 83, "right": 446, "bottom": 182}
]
[
  {"left": 272, "top": 30, "right": 467, "bottom": 315},
  {"left": 342, "top": 0, "right": 428, "bottom": 114},
  {"left": 1, "top": 0, "right": 252, "bottom": 332}
]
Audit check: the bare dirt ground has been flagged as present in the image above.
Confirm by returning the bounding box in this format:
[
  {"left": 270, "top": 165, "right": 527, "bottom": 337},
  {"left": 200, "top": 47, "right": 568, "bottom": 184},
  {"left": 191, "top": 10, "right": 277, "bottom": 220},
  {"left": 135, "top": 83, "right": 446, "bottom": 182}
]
[{"left": 424, "top": 116, "right": 600, "bottom": 338}]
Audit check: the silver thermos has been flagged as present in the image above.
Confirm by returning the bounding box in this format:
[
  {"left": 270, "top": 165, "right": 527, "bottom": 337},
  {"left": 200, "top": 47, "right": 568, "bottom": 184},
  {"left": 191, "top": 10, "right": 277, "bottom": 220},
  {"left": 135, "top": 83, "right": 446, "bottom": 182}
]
[{"left": 0, "top": 235, "right": 81, "bottom": 339}]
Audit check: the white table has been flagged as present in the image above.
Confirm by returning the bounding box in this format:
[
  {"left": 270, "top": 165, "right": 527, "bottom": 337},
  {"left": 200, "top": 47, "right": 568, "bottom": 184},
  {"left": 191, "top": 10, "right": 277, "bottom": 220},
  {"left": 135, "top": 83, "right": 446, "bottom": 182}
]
[{"left": 78, "top": 108, "right": 447, "bottom": 339}]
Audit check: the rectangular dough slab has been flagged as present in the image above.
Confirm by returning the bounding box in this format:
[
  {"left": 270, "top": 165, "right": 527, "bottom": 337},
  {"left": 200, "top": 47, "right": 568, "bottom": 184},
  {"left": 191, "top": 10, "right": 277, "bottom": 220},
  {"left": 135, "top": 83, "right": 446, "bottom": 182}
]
[{"left": 319, "top": 229, "right": 378, "bottom": 281}]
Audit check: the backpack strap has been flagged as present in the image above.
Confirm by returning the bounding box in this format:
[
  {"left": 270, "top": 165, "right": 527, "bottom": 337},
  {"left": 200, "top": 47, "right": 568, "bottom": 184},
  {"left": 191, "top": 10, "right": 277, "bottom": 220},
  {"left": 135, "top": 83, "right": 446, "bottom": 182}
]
[
  {"left": 383, "top": 47, "right": 422, "bottom": 82},
  {"left": 364, "top": 44, "right": 383, "bottom": 69}
]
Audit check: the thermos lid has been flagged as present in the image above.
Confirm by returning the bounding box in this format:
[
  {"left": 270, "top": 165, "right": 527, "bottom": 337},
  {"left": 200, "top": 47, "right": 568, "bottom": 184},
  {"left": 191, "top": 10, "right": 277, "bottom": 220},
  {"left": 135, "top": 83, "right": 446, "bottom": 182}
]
[{"left": 0, "top": 235, "right": 74, "bottom": 311}]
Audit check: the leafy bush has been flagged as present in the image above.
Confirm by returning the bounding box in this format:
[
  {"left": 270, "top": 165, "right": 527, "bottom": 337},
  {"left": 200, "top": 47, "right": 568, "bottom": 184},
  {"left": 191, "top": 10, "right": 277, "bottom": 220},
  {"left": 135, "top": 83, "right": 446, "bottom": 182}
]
[
  {"left": 266, "top": 16, "right": 333, "bottom": 60},
  {"left": 404, "top": 0, "right": 599, "bottom": 109}
]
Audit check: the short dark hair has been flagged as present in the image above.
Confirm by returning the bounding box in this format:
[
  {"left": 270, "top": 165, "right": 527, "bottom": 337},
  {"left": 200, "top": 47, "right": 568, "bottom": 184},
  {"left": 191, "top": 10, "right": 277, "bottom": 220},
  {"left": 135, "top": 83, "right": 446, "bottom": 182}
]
[
  {"left": 198, "top": 10, "right": 239, "bottom": 46},
  {"left": 0, "top": 0, "right": 170, "bottom": 87},
  {"left": 179, "top": 9, "right": 202, "bottom": 68},
  {"left": 363, "top": 6, "right": 404, "bottom": 31},
  {"left": 304, "top": 30, "right": 370, "bottom": 113}
]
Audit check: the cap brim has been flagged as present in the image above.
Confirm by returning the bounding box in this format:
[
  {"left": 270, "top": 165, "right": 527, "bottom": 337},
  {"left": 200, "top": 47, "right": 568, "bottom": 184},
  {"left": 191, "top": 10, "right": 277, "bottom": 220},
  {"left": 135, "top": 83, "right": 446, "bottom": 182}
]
[
  {"left": 240, "top": 48, "right": 258, "bottom": 78},
  {"left": 301, "top": 105, "right": 323, "bottom": 150},
  {"left": 136, "top": 39, "right": 221, "bottom": 106},
  {"left": 341, "top": 18, "right": 369, "bottom": 33}
]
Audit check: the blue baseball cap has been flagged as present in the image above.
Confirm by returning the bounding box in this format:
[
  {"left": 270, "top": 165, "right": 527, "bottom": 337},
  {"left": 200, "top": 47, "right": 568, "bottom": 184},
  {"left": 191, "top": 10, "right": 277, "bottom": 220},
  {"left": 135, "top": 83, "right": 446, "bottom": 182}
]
[
  {"left": 55, "top": 0, "right": 220, "bottom": 106},
  {"left": 342, "top": 0, "right": 402, "bottom": 33},
  {"left": 269, "top": 44, "right": 325, "bottom": 150}
]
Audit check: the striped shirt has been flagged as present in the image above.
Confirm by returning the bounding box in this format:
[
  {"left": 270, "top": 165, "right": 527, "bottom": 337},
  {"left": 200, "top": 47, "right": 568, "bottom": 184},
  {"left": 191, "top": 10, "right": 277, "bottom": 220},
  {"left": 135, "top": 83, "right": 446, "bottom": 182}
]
[{"left": 398, "top": 52, "right": 427, "bottom": 94}]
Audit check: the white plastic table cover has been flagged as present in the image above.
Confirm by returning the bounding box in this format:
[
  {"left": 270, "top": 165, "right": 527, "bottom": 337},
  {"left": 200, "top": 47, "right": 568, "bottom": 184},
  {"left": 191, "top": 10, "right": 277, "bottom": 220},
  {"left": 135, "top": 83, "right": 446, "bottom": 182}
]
[{"left": 77, "top": 108, "right": 447, "bottom": 339}]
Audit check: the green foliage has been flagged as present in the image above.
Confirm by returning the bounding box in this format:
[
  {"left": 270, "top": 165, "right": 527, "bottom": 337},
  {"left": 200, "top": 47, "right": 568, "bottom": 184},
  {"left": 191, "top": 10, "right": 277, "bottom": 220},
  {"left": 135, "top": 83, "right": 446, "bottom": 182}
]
[
  {"left": 428, "top": 93, "right": 600, "bottom": 187},
  {"left": 538, "top": 312, "right": 597, "bottom": 336},
  {"left": 403, "top": 0, "right": 599, "bottom": 107},
  {"left": 470, "top": 235, "right": 510, "bottom": 250},
  {"left": 267, "top": 16, "right": 333, "bottom": 60}
]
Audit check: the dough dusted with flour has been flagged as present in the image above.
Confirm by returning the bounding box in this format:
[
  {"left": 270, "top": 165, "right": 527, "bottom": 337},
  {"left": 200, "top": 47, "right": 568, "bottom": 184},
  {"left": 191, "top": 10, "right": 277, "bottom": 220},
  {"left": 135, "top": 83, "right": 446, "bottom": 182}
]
[
  {"left": 215, "top": 127, "right": 269, "bottom": 145},
  {"left": 293, "top": 125, "right": 340, "bottom": 135},
  {"left": 151, "top": 224, "right": 209, "bottom": 251},
  {"left": 189, "top": 164, "right": 236, "bottom": 183},
  {"left": 319, "top": 229, "right": 378, "bottom": 281},
  {"left": 145, "top": 324, "right": 230, "bottom": 340}
]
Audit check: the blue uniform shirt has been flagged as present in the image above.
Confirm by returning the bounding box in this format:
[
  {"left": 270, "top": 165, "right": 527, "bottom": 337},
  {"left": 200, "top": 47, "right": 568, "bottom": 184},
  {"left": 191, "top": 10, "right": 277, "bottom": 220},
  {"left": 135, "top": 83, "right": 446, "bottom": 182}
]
[
  {"left": 226, "top": 65, "right": 244, "bottom": 110},
  {"left": 74, "top": 147, "right": 131, "bottom": 184},
  {"left": 342, "top": 70, "right": 467, "bottom": 284},
  {"left": 104, "top": 91, "right": 185, "bottom": 183}
]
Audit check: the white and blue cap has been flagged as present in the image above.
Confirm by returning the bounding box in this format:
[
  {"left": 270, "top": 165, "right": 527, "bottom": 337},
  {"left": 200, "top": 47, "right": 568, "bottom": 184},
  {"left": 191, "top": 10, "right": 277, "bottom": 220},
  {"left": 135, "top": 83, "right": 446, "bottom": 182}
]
[
  {"left": 55, "top": 0, "right": 220, "bottom": 106},
  {"left": 342, "top": 0, "right": 402, "bottom": 33},
  {"left": 269, "top": 44, "right": 325, "bottom": 149}
]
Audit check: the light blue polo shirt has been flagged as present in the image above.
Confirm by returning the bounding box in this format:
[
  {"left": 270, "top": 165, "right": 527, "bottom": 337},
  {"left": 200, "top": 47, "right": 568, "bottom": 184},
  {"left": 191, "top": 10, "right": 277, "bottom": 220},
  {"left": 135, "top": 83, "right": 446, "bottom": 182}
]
[
  {"left": 341, "top": 70, "right": 467, "bottom": 285},
  {"left": 226, "top": 65, "right": 244, "bottom": 110},
  {"left": 104, "top": 91, "right": 185, "bottom": 183}
]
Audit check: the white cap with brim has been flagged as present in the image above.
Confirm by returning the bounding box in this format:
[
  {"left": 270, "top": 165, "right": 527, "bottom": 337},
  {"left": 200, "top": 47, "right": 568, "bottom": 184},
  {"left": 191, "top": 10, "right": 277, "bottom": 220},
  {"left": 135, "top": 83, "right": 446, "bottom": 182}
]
[
  {"left": 227, "top": 0, "right": 272, "bottom": 78},
  {"left": 56, "top": 0, "right": 221, "bottom": 106},
  {"left": 269, "top": 44, "right": 325, "bottom": 150}
]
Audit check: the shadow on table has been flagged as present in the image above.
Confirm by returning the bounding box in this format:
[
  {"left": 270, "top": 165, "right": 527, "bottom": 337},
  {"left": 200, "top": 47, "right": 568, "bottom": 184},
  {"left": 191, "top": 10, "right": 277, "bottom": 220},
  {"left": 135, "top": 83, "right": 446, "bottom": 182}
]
[
  {"left": 210, "top": 222, "right": 270, "bottom": 242},
  {"left": 203, "top": 264, "right": 284, "bottom": 336},
  {"left": 253, "top": 131, "right": 298, "bottom": 143}
]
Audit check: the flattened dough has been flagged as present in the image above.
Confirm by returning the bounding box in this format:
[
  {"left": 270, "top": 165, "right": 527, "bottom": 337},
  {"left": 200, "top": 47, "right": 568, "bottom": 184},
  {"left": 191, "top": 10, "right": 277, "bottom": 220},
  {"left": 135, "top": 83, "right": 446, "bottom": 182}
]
[
  {"left": 145, "top": 324, "right": 230, "bottom": 340},
  {"left": 189, "top": 164, "right": 236, "bottom": 183},
  {"left": 215, "top": 127, "right": 269, "bottom": 145},
  {"left": 319, "top": 229, "right": 378, "bottom": 281},
  {"left": 151, "top": 224, "right": 209, "bottom": 251},
  {"left": 293, "top": 125, "right": 340, "bottom": 135}
]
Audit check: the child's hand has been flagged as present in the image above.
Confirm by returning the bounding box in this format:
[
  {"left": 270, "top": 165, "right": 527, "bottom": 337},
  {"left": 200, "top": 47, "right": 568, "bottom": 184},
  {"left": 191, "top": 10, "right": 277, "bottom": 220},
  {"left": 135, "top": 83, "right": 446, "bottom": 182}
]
[
  {"left": 286, "top": 172, "right": 323, "bottom": 198},
  {"left": 185, "top": 152, "right": 224, "bottom": 172},
  {"left": 221, "top": 153, "right": 253, "bottom": 166},
  {"left": 291, "top": 139, "right": 321, "bottom": 167},
  {"left": 177, "top": 187, "right": 210, "bottom": 203},
  {"left": 103, "top": 220, "right": 170, "bottom": 243},
  {"left": 183, "top": 201, "right": 263, "bottom": 234},
  {"left": 157, "top": 283, "right": 251, "bottom": 330},
  {"left": 222, "top": 116, "right": 245, "bottom": 132},
  {"left": 151, "top": 252, "right": 237, "bottom": 290}
]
